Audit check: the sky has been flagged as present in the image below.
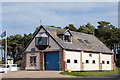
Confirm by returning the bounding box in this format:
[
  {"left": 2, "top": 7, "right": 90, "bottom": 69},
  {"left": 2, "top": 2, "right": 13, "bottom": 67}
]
[{"left": 1, "top": 2, "right": 118, "bottom": 36}]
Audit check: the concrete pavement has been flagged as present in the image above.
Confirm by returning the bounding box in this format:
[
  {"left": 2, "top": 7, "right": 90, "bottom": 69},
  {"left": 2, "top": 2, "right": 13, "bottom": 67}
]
[
  {"left": 1, "top": 71, "right": 76, "bottom": 78},
  {"left": 0, "top": 71, "right": 119, "bottom": 78}
]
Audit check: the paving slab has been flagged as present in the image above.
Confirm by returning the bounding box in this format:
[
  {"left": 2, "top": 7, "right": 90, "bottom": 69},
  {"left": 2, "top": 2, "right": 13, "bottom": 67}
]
[
  {"left": 0, "top": 71, "right": 76, "bottom": 78},
  {"left": 0, "top": 71, "right": 119, "bottom": 78}
]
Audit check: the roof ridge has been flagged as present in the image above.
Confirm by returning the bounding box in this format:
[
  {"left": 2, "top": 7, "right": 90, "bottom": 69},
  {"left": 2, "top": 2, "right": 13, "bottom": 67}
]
[
  {"left": 70, "top": 30, "right": 94, "bottom": 36},
  {"left": 23, "top": 25, "right": 113, "bottom": 54},
  {"left": 42, "top": 25, "right": 93, "bottom": 36}
]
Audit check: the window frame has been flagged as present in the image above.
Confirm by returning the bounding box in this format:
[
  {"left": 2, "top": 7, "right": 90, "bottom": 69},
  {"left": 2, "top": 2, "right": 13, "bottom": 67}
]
[
  {"left": 30, "top": 56, "right": 37, "bottom": 66},
  {"left": 102, "top": 61, "right": 105, "bottom": 64},
  {"left": 74, "top": 60, "right": 78, "bottom": 63},
  {"left": 78, "top": 39, "right": 84, "bottom": 43},
  {"left": 67, "top": 59, "right": 70, "bottom": 63},
  {"left": 35, "top": 37, "right": 48, "bottom": 46},
  {"left": 31, "top": 48, "right": 35, "bottom": 51},
  {"left": 86, "top": 60, "right": 89, "bottom": 63},
  {"left": 64, "top": 35, "right": 72, "bottom": 42},
  {"left": 107, "top": 61, "right": 109, "bottom": 64},
  {"left": 92, "top": 60, "right": 95, "bottom": 64},
  {"left": 84, "top": 40, "right": 90, "bottom": 44}
]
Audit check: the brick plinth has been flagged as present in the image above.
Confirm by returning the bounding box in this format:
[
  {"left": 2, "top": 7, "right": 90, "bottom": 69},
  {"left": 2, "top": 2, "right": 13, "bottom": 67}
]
[
  {"left": 59, "top": 50, "right": 67, "bottom": 71},
  {"left": 63, "top": 50, "right": 67, "bottom": 71},
  {"left": 80, "top": 51, "right": 83, "bottom": 71},
  {"left": 59, "top": 51, "right": 62, "bottom": 71},
  {"left": 112, "top": 53, "right": 116, "bottom": 70},
  {"left": 40, "top": 52, "right": 45, "bottom": 71},
  {"left": 99, "top": 53, "right": 102, "bottom": 71},
  {"left": 22, "top": 52, "right": 27, "bottom": 70}
]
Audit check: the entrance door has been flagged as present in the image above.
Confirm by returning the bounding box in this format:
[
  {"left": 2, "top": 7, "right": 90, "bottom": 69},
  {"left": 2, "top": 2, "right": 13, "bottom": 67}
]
[{"left": 45, "top": 52, "right": 59, "bottom": 70}]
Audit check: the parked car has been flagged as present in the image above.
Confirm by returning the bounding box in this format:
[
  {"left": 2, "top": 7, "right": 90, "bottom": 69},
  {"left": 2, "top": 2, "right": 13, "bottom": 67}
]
[
  {"left": 0, "top": 64, "right": 17, "bottom": 73},
  {"left": 0, "top": 65, "right": 10, "bottom": 73}
]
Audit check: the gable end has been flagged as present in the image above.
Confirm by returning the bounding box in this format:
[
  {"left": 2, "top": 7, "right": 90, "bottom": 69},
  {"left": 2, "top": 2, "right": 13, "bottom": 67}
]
[{"left": 23, "top": 25, "right": 64, "bottom": 52}]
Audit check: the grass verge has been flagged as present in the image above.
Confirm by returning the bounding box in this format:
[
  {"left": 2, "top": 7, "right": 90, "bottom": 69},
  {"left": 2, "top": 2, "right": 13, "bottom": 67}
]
[{"left": 60, "top": 70, "right": 119, "bottom": 76}]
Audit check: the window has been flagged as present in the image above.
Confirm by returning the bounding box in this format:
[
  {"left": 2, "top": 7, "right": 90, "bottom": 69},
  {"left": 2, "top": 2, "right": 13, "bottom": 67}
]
[
  {"left": 64, "top": 35, "right": 71, "bottom": 42},
  {"left": 78, "top": 39, "right": 84, "bottom": 43},
  {"left": 31, "top": 48, "right": 35, "bottom": 51},
  {"left": 86, "top": 60, "right": 89, "bottom": 63},
  {"left": 58, "top": 35, "right": 63, "bottom": 40},
  {"left": 11, "top": 64, "right": 17, "bottom": 67},
  {"left": 67, "top": 59, "right": 70, "bottom": 63},
  {"left": 107, "top": 61, "right": 109, "bottom": 64},
  {"left": 35, "top": 37, "right": 48, "bottom": 45},
  {"left": 93, "top": 60, "right": 95, "bottom": 64},
  {"left": 74, "top": 60, "right": 78, "bottom": 63},
  {"left": 84, "top": 40, "right": 90, "bottom": 44},
  {"left": 34, "top": 57, "right": 36, "bottom": 65},
  {"left": 30, "top": 56, "right": 37, "bottom": 66},
  {"left": 2, "top": 65, "right": 10, "bottom": 68},
  {"left": 102, "top": 61, "right": 105, "bottom": 64}
]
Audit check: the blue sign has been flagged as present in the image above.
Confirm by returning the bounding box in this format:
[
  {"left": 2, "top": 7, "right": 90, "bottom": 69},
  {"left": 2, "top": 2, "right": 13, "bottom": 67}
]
[
  {"left": 31, "top": 53, "right": 35, "bottom": 55},
  {"left": 89, "top": 54, "right": 92, "bottom": 57}
]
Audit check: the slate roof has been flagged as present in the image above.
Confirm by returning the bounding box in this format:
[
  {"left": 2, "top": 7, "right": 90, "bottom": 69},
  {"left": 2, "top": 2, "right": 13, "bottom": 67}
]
[
  {"left": 42, "top": 25, "right": 113, "bottom": 53},
  {"left": 56, "top": 29, "right": 66, "bottom": 35}
]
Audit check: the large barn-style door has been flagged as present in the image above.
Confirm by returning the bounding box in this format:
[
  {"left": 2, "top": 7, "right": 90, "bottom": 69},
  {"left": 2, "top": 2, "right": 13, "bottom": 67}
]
[{"left": 45, "top": 52, "right": 59, "bottom": 70}]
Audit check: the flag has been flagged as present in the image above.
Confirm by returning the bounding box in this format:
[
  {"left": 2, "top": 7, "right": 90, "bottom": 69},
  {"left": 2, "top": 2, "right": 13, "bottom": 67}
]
[{"left": 1, "top": 31, "right": 6, "bottom": 38}]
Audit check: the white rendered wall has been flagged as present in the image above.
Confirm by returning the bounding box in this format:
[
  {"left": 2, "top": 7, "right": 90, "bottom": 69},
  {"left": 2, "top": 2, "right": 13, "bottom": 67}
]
[
  {"left": 65, "top": 51, "right": 80, "bottom": 71},
  {"left": 101, "top": 54, "right": 111, "bottom": 70},
  {"left": 26, "top": 53, "right": 40, "bottom": 70},
  {"left": 7, "top": 60, "right": 13, "bottom": 64},
  {"left": 82, "top": 52, "right": 99, "bottom": 71}
]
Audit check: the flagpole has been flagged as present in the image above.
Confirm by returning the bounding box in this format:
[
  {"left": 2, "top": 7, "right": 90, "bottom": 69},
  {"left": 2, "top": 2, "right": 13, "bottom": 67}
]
[
  {"left": 0, "top": 42, "right": 2, "bottom": 64},
  {"left": 5, "top": 30, "right": 7, "bottom": 73},
  {"left": 0, "top": 35, "right": 2, "bottom": 64}
]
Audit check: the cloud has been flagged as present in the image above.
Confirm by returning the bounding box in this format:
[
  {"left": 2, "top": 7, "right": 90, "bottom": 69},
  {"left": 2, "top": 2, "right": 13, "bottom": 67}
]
[
  {"left": 2, "top": 2, "right": 118, "bottom": 36},
  {"left": 0, "top": 1, "right": 2, "bottom": 34},
  {"left": 2, "top": 0, "right": 120, "bottom": 2}
]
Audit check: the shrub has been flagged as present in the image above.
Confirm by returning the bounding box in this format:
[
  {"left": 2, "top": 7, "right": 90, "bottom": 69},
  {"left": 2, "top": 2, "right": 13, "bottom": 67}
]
[
  {"left": 116, "top": 58, "right": 120, "bottom": 68},
  {"left": 15, "top": 60, "right": 22, "bottom": 67}
]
